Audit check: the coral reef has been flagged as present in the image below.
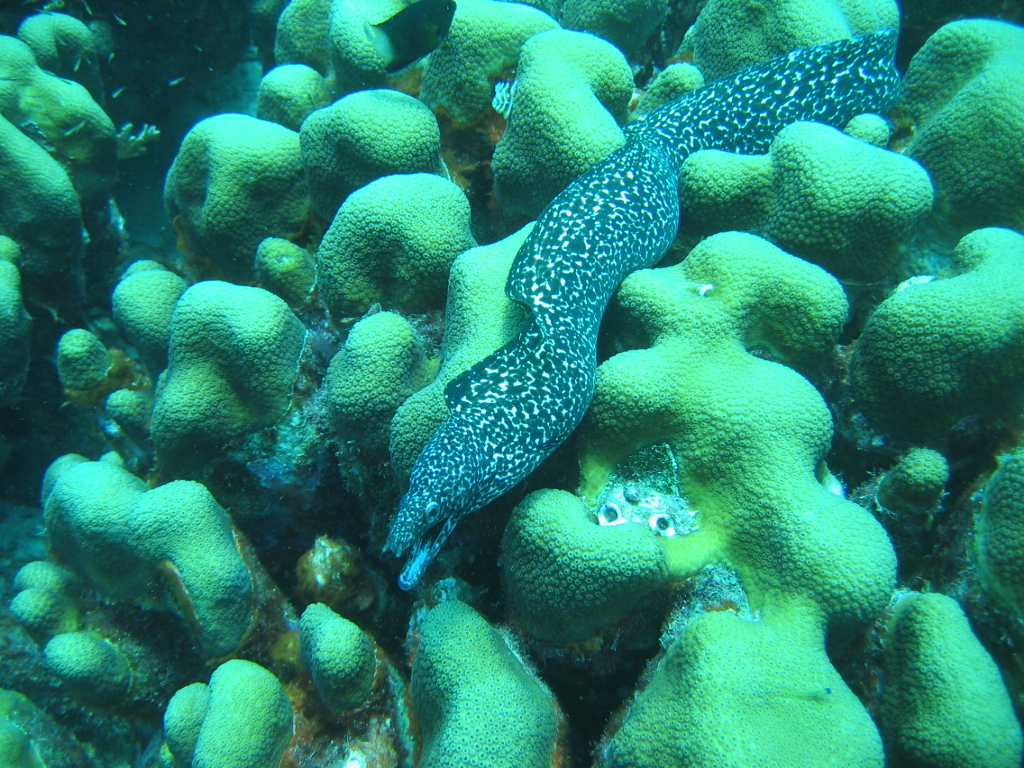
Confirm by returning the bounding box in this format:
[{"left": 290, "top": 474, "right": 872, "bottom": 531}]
[
  {"left": 164, "top": 659, "right": 293, "bottom": 768},
  {"left": 44, "top": 460, "right": 257, "bottom": 657},
  {"left": 419, "top": 0, "right": 559, "bottom": 125},
  {"left": 411, "top": 600, "right": 563, "bottom": 768},
  {"left": 151, "top": 280, "right": 305, "bottom": 477},
  {"left": 896, "top": 18, "right": 1024, "bottom": 233},
  {"left": 677, "top": 120, "right": 933, "bottom": 282},
  {"left": 682, "top": 0, "right": 900, "bottom": 81},
  {"left": 878, "top": 592, "right": 1022, "bottom": 768},
  {"left": 491, "top": 28, "right": 633, "bottom": 218},
  {"left": 0, "top": 1, "right": 1022, "bottom": 766},
  {"left": 0, "top": 258, "right": 30, "bottom": 406},
  {"left": 850, "top": 227, "right": 1024, "bottom": 443},
  {"left": 300, "top": 602, "right": 378, "bottom": 714},
  {"left": 975, "top": 450, "right": 1024, "bottom": 616},
  {"left": 299, "top": 89, "right": 445, "bottom": 221},
  {"left": 164, "top": 114, "right": 309, "bottom": 282},
  {"left": 315, "top": 173, "right": 475, "bottom": 318}
]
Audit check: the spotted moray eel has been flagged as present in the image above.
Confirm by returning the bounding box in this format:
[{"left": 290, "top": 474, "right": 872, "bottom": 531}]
[{"left": 387, "top": 29, "right": 900, "bottom": 589}]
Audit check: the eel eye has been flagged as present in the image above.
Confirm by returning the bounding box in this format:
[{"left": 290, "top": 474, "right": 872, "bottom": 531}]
[
  {"left": 425, "top": 501, "right": 440, "bottom": 517},
  {"left": 649, "top": 513, "right": 676, "bottom": 537}
]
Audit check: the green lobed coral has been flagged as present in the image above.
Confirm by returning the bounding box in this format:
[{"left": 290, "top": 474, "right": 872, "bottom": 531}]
[
  {"left": 876, "top": 448, "right": 948, "bottom": 515},
  {"left": 505, "top": 234, "right": 894, "bottom": 651},
  {"left": 274, "top": 0, "right": 334, "bottom": 77},
  {"left": 878, "top": 592, "right": 1022, "bottom": 768},
  {"left": 975, "top": 449, "right": 1024, "bottom": 616},
  {"left": 163, "top": 682, "right": 209, "bottom": 767},
  {"left": 43, "top": 631, "right": 132, "bottom": 706},
  {"left": 8, "top": 561, "right": 79, "bottom": 640},
  {"left": 844, "top": 112, "right": 891, "bottom": 145},
  {"left": 55, "top": 329, "right": 110, "bottom": 392},
  {"left": 111, "top": 261, "right": 187, "bottom": 375},
  {"left": 166, "top": 660, "right": 293, "bottom": 768},
  {"left": 410, "top": 600, "right": 560, "bottom": 768},
  {"left": 0, "top": 34, "right": 116, "bottom": 204},
  {"left": 104, "top": 389, "right": 154, "bottom": 444},
  {"left": 677, "top": 120, "right": 933, "bottom": 283},
  {"left": 300, "top": 602, "right": 378, "bottom": 714},
  {"left": 300, "top": 90, "right": 444, "bottom": 221},
  {"left": 632, "top": 63, "right": 704, "bottom": 116},
  {"left": 0, "top": 259, "right": 30, "bottom": 406},
  {"left": 256, "top": 64, "right": 332, "bottom": 133},
  {"left": 0, "top": 690, "right": 45, "bottom": 768},
  {"left": 601, "top": 610, "right": 885, "bottom": 767},
  {"left": 315, "top": 173, "right": 475, "bottom": 319},
  {"left": 324, "top": 311, "right": 433, "bottom": 454},
  {"left": 681, "top": 0, "right": 899, "bottom": 81},
  {"left": 560, "top": 0, "right": 668, "bottom": 57},
  {"left": 896, "top": 19, "right": 1024, "bottom": 233},
  {"left": 419, "top": 0, "right": 559, "bottom": 125},
  {"left": 0, "top": 112, "right": 84, "bottom": 310},
  {"left": 44, "top": 459, "right": 256, "bottom": 657},
  {"left": 151, "top": 280, "right": 305, "bottom": 477},
  {"left": 492, "top": 28, "right": 633, "bottom": 219},
  {"left": 544, "top": 231, "right": 898, "bottom": 764},
  {"left": 164, "top": 113, "right": 309, "bottom": 283},
  {"left": 254, "top": 237, "right": 316, "bottom": 310},
  {"left": 501, "top": 488, "right": 671, "bottom": 643},
  {"left": 16, "top": 13, "right": 105, "bottom": 102},
  {"left": 850, "top": 227, "right": 1024, "bottom": 443}
]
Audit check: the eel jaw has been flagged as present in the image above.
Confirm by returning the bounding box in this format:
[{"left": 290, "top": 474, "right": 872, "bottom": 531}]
[
  {"left": 395, "top": 508, "right": 461, "bottom": 591},
  {"left": 387, "top": 497, "right": 462, "bottom": 590}
]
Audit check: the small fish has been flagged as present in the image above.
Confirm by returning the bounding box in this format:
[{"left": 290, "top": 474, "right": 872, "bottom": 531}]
[
  {"left": 167, "top": 76, "right": 185, "bottom": 86},
  {"left": 364, "top": 0, "right": 456, "bottom": 73},
  {"left": 111, "top": 86, "right": 125, "bottom": 98},
  {"left": 112, "top": 11, "right": 127, "bottom": 25}
]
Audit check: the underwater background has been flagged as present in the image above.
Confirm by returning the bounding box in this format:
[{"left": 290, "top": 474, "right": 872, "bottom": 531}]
[{"left": 1, "top": 0, "right": 1024, "bottom": 765}]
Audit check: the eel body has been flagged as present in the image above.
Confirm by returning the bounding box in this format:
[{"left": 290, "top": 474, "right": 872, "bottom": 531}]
[{"left": 387, "top": 30, "right": 900, "bottom": 589}]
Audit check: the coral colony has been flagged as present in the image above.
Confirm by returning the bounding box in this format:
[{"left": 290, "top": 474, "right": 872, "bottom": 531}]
[{"left": 1, "top": 1, "right": 1023, "bottom": 766}]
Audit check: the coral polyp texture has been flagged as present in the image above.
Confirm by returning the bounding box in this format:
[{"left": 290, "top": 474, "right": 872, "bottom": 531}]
[
  {"left": 677, "top": 120, "right": 934, "bottom": 282},
  {"left": 299, "top": 602, "right": 378, "bottom": 714},
  {"left": 410, "top": 600, "right": 562, "bottom": 768},
  {"left": 152, "top": 280, "right": 305, "bottom": 477},
  {"left": 163, "top": 659, "right": 293, "bottom": 768},
  {"left": 299, "top": 89, "right": 445, "bottom": 221},
  {"left": 896, "top": 18, "right": 1024, "bottom": 233},
  {"left": 600, "top": 610, "right": 886, "bottom": 767},
  {"left": 418, "top": 0, "right": 559, "bottom": 125},
  {"left": 164, "top": 113, "right": 309, "bottom": 282},
  {"left": 491, "top": 28, "right": 634, "bottom": 218},
  {"left": 878, "top": 592, "right": 1022, "bottom": 768},
  {"left": 975, "top": 450, "right": 1024, "bottom": 616},
  {"left": 44, "top": 459, "right": 257, "bottom": 658},
  {"left": 682, "top": 0, "right": 900, "bottom": 81},
  {"left": 0, "top": 258, "right": 30, "bottom": 405},
  {"left": 850, "top": 227, "right": 1024, "bottom": 443},
  {"left": 2, "top": 0, "right": 1024, "bottom": 766},
  {"left": 315, "top": 172, "right": 475, "bottom": 318},
  {"left": 580, "top": 233, "right": 895, "bottom": 632}
]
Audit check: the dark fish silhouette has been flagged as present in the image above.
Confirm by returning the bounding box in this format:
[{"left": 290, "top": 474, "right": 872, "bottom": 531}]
[{"left": 365, "top": 0, "right": 456, "bottom": 73}]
